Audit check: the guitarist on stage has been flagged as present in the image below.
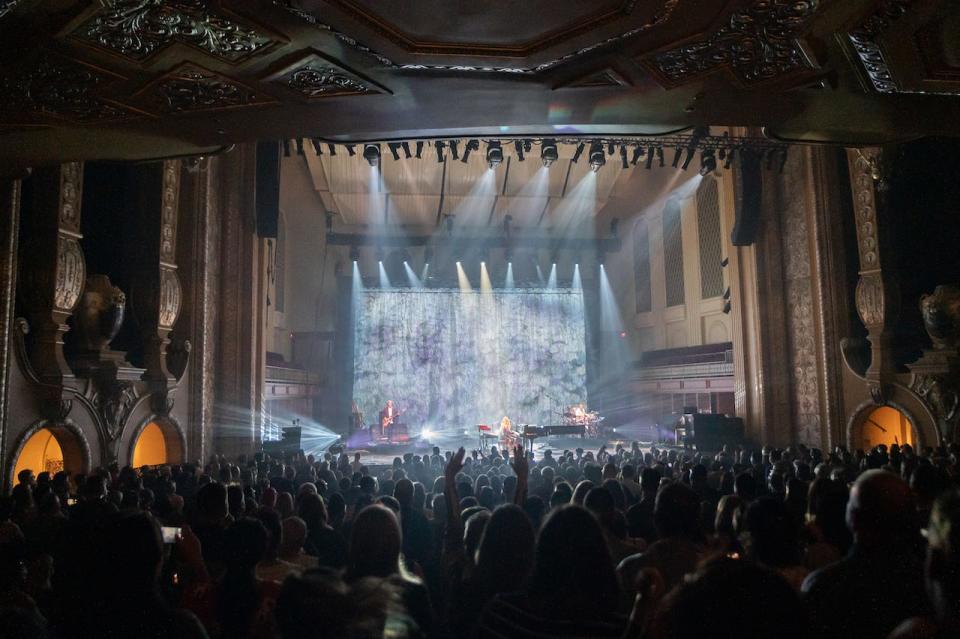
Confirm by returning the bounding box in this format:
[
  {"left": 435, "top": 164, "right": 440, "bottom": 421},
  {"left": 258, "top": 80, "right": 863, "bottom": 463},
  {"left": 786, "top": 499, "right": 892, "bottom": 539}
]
[{"left": 379, "top": 399, "right": 398, "bottom": 440}]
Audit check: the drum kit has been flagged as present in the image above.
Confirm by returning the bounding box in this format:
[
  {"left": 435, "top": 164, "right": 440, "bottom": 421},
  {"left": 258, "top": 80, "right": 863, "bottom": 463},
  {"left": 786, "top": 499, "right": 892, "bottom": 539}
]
[{"left": 562, "top": 405, "right": 605, "bottom": 438}]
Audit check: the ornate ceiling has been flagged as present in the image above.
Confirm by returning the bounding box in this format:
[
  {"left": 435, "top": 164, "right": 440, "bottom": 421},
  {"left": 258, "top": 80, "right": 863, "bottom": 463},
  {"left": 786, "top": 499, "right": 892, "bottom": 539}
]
[{"left": 0, "top": 0, "right": 958, "bottom": 165}]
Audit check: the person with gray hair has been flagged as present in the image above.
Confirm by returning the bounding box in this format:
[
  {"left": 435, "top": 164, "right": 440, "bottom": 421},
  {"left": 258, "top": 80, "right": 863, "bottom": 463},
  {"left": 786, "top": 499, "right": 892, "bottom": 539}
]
[{"left": 802, "top": 469, "right": 930, "bottom": 639}]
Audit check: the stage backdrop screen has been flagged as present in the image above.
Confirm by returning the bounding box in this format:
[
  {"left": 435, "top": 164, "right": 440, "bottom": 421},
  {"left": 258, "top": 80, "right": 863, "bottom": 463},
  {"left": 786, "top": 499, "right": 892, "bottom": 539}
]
[{"left": 353, "top": 288, "right": 587, "bottom": 431}]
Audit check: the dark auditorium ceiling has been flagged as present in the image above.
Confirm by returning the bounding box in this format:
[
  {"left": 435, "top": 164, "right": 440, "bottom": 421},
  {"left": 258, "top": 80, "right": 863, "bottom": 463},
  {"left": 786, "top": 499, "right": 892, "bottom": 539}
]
[{"left": 1, "top": 0, "right": 959, "bottom": 164}]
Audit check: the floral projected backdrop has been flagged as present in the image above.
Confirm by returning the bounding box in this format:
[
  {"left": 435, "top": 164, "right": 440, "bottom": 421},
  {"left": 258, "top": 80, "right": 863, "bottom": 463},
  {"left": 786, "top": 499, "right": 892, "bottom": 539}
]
[{"left": 353, "top": 288, "right": 587, "bottom": 429}]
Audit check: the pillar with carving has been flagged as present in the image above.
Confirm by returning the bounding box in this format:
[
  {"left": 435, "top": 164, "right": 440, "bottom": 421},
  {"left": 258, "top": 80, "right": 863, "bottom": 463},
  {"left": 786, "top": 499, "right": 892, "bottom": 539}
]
[
  {"left": 126, "top": 160, "right": 183, "bottom": 413},
  {"left": 846, "top": 148, "right": 899, "bottom": 386},
  {"left": 17, "top": 163, "right": 87, "bottom": 419}
]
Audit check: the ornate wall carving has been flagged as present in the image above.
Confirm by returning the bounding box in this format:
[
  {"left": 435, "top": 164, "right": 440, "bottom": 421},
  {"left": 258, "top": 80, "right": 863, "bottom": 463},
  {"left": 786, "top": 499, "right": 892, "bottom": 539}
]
[
  {"left": 0, "top": 0, "right": 29, "bottom": 19},
  {"left": 72, "top": 0, "right": 276, "bottom": 62},
  {"left": 158, "top": 268, "right": 182, "bottom": 329},
  {"left": 0, "top": 179, "right": 21, "bottom": 485},
  {"left": 53, "top": 237, "right": 85, "bottom": 312},
  {"left": 779, "top": 158, "right": 823, "bottom": 446},
  {"left": 646, "top": 0, "right": 820, "bottom": 86}
]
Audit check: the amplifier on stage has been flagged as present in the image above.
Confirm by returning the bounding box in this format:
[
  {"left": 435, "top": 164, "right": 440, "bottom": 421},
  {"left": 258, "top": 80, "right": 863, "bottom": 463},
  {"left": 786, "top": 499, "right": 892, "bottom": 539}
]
[{"left": 263, "top": 426, "right": 302, "bottom": 457}]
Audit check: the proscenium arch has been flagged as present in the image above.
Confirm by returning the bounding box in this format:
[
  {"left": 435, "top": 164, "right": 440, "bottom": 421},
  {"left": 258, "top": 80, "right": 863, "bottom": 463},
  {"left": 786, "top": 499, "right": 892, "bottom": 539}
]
[
  {"left": 125, "top": 414, "right": 186, "bottom": 468},
  {"left": 6, "top": 419, "right": 91, "bottom": 489}
]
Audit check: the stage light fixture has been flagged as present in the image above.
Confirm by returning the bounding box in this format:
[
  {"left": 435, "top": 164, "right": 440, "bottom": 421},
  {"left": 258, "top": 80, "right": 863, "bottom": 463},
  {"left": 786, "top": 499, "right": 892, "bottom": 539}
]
[
  {"left": 541, "top": 139, "right": 559, "bottom": 167},
  {"left": 620, "top": 145, "right": 629, "bottom": 169},
  {"left": 523, "top": 139, "right": 533, "bottom": 153},
  {"left": 449, "top": 140, "right": 460, "bottom": 161},
  {"left": 631, "top": 146, "right": 643, "bottom": 166},
  {"left": 722, "top": 300, "right": 732, "bottom": 314},
  {"left": 282, "top": 140, "right": 291, "bottom": 157},
  {"left": 645, "top": 146, "right": 655, "bottom": 169},
  {"left": 462, "top": 139, "right": 479, "bottom": 163},
  {"left": 415, "top": 141, "right": 424, "bottom": 158},
  {"left": 328, "top": 144, "right": 337, "bottom": 156},
  {"left": 349, "top": 245, "right": 360, "bottom": 261},
  {"left": 681, "top": 147, "right": 696, "bottom": 170},
  {"left": 310, "top": 138, "right": 323, "bottom": 155},
  {"left": 402, "top": 142, "right": 412, "bottom": 159},
  {"left": 699, "top": 149, "right": 717, "bottom": 176},
  {"left": 295, "top": 138, "right": 305, "bottom": 155},
  {"left": 607, "top": 142, "right": 615, "bottom": 156},
  {"left": 346, "top": 145, "right": 356, "bottom": 157},
  {"left": 723, "top": 147, "right": 735, "bottom": 170},
  {"left": 514, "top": 140, "right": 525, "bottom": 162},
  {"left": 722, "top": 286, "right": 731, "bottom": 300},
  {"left": 387, "top": 142, "right": 401, "bottom": 161},
  {"left": 588, "top": 142, "right": 606, "bottom": 172},
  {"left": 363, "top": 143, "right": 381, "bottom": 167},
  {"left": 671, "top": 147, "right": 682, "bottom": 168},
  {"left": 657, "top": 146, "right": 665, "bottom": 167},
  {"left": 434, "top": 141, "right": 445, "bottom": 163},
  {"left": 487, "top": 141, "right": 503, "bottom": 168},
  {"left": 720, "top": 256, "right": 729, "bottom": 267},
  {"left": 571, "top": 142, "right": 585, "bottom": 164}
]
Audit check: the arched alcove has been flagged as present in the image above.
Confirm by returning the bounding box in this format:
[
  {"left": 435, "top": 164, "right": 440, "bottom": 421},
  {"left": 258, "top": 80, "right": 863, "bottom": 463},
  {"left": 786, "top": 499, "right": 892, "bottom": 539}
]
[
  {"left": 9, "top": 422, "right": 90, "bottom": 484},
  {"left": 128, "top": 417, "right": 185, "bottom": 468},
  {"left": 853, "top": 405, "right": 916, "bottom": 450}
]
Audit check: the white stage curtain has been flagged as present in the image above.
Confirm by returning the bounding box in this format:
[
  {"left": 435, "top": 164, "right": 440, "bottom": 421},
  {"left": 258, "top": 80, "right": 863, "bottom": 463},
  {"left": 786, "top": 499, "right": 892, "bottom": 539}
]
[{"left": 353, "top": 289, "right": 587, "bottom": 430}]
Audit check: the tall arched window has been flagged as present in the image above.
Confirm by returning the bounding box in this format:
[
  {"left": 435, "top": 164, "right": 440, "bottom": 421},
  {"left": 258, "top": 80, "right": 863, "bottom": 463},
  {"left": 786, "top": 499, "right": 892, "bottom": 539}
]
[
  {"left": 663, "top": 198, "right": 685, "bottom": 307},
  {"left": 633, "top": 221, "right": 651, "bottom": 313},
  {"left": 696, "top": 179, "right": 724, "bottom": 299}
]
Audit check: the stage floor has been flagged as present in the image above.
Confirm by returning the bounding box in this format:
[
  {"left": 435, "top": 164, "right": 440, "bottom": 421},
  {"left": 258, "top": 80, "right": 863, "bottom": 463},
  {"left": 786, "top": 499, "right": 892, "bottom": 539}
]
[{"left": 339, "top": 432, "right": 651, "bottom": 467}]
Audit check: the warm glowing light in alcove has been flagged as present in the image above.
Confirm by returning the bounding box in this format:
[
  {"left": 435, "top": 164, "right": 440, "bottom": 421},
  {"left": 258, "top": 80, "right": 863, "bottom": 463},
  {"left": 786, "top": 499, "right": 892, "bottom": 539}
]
[
  {"left": 133, "top": 422, "right": 167, "bottom": 467},
  {"left": 14, "top": 428, "right": 64, "bottom": 478},
  {"left": 858, "top": 406, "right": 915, "bottom": 450}
]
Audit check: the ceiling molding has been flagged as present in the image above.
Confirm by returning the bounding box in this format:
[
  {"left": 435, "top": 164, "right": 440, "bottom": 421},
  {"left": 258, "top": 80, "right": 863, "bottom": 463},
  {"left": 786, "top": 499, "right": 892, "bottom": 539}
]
[
  {"left": 642, "top": 0, "right": 822, "bottom": 88},
  {"left": 68, "top": 0, "right": 282, "bottom": 64},
  {"left": 136, "top": 62, "right": 276, "bottom": 114},
  {"left": 265, "top": 51, "right": 390, "bottom": 99},
  {"left": 324, "top": 0, "right": 640, "bottom": 57},
  {"left": 275, "top": 0, "right": 681, "bottom": 75},
  {"left": 847, "top": 0, "right": 912, "bottom": 93},
  {"left": 0, "top": 51, "right": 141, "bottom": 123},
  {"left": 0, "top": 0, "right": 30, "bottom": 20},
  {"left": 556, "top": 68, "right": 631, "bottom": 89}
]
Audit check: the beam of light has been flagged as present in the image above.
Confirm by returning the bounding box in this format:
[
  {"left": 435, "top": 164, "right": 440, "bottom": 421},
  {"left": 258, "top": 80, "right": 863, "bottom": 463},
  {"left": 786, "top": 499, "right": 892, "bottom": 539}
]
[
  {"left": 552, "top": 170, "right": 598, "bottom": 235},
  {"left": 403, "top": 261, "right": 422, "bottom": 287},
  {"left": 368, "top": 165, "right": 386, "bottom": 225},
  {"left": 352, "top": 260, "right": 364, "bottom": 298},
  {"left": 547, "top": 263, "right": 557, "bottom": 289},
  {"left": 480, "top": 261, "right": 493, "bottom": 293},
  {"left": 573, "top": 263, "right": 581, "bottom": 290},
  {"left": 599, "top": 264, "right": 626, "bottom": 341},
  {"left": 298, "top": 419, "right": 342, "bottom": 457},
  {"left": 505, "top": 262, "right": 514, "bottom": 289},
  {"left": 535, "top": 263, "right": 544, "bottom": 286},
  {"left": 450, "top": 167, "right": 497, "bottom": 228},
  {"left": 420, "top": 262, "right": 429, "bottom": 282},
  {"left": 378, "top": 260, "right": 391, "bottom": 288},
  {"left": 456, "top": 261, "right": 472, "bottom": 292}
]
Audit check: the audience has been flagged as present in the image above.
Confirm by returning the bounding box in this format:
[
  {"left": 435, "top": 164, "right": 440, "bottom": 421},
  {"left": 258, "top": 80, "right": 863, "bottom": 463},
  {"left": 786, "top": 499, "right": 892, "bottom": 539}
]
[{"left": 2, "top": 437, "right": 959, "bottom": 639}]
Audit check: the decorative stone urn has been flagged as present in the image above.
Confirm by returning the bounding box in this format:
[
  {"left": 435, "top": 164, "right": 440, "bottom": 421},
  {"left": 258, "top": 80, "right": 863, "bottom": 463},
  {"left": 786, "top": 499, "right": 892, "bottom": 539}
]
[
  {"left": 73, "top": 274, "right": 126, "bottom": 352},
  {"left": 920, "top": 285, "right": 960, "bottom": 351}
]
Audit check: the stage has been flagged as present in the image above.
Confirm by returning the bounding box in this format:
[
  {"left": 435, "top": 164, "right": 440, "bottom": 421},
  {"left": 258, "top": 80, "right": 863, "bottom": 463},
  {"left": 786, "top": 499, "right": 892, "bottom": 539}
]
[{"left": 335, "top": 426, "right": 652, "bottom": 467}]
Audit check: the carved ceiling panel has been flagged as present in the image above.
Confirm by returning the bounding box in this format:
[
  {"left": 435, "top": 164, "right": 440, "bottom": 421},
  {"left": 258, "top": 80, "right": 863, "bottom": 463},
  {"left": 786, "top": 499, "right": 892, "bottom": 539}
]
[
  {"left": 0, "top": 0, "right": 30, "bottom": 20},
  {"left": 138, "top": 63, "right": 275, "bottom": 114},
  {"left": 643, "top": 0, "right": 821, "bottom": 87},
  {"left": 846, "top": 0, "right": 960, "bottom": 95},
  {"left": 0, "top": 52, "right": 137, "bottom": 123},
  {"left": 267, "top": 52, "right": 386, "bottom": 99},
  {"left": 70, "top": 0, "right": 279, "bottom": 63},
  {"left": 847, "top": 0, "right": 960, "bottom": 95}
]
